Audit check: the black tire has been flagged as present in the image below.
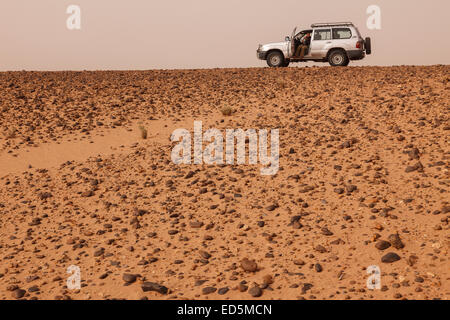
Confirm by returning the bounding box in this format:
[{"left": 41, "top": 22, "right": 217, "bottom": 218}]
[
  {"left": 266, "top": 51, "right": 285, "bottom": 68},
  {"left": 365, "top": 37, "right": 372, "bottom": 55},
  {"left": 282, "top": 60, "right": 290, "bottom": 67},
  {"left": 328, "top": 50, "right": 349, "bottom": 67}
]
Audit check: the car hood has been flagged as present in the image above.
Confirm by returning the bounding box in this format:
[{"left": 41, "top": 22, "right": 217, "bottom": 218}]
[{"left": 260, "top": 41, "right": 288, "bottom": 51}]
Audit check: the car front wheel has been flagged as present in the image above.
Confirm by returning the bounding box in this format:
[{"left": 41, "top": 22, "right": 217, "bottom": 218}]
[
  {"left": 267, "top": 51, "right": 285, "bottom": 68},
  {"left": 328, "top": 50, "right": 349, "bottom": 67}
]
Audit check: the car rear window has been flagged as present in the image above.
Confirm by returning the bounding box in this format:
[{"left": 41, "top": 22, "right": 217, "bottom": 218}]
[
  {"left": 313, "top": 29, "right": 331, "bottom": 41},
  {"left": 332, "top": 28, "right": 352, "bottom": 39}
]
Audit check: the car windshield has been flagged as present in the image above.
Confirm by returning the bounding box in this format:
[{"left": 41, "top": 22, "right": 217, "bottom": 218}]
[{"left": 294, "top": 30, "right": 312, "bottom": 39}]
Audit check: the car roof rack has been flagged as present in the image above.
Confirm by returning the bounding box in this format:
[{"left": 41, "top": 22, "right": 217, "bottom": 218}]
[{"left": 311, "top": 22, "right": 354, "bottom": 28}]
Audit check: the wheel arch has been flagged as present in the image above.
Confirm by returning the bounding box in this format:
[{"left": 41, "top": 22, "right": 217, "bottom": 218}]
[
  {"left": 266, "top": 49, "right": 285, "bottom": 60},
  {"left": 326, "top": 47, "right": 348, "bottom": 60}
]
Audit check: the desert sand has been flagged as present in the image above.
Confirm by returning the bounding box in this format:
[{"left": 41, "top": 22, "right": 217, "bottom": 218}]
[{"left": 0, "top": 66, "right": 448, "bottom": 300}]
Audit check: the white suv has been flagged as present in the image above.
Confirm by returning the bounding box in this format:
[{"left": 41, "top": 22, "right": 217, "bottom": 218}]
[{"left": 257, "top": 22, "right": 371, "bottom": 67}]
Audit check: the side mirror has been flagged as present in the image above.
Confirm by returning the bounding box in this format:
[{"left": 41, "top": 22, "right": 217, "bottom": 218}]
[{"left": 285, "top": 36, "right": 290, "bottom": 41}]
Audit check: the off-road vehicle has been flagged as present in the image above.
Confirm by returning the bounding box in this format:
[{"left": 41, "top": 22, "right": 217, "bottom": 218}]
[{"left": 257, "top": 22, "right": 371, "bottom": 67}]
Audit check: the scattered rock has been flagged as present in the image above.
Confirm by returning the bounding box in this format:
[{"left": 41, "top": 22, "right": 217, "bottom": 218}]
[
  {"left": 262, "top": 275, "right": 273, "bottom": 285},
  {"left": 293, "top": 259, "right": 305, "bottom": 266},
  {"left": 190, "top": 221, "right": 204, "bottom": 228},
  {"left": 93, "top": 248, "right": 105, "bottom": 257},
  {"left": 248, "top": 286, "right": 263, "bottom": 297},
  {"left": 238, "top": 283, "right": 248, "bottom": 292},
  {"left": 375, "top": 240, "right": 391, "bottom": 250},
  {"left": 301, "top": 283, "right": 313, "bottom": 294},
  {"left": 122, "top": 273, "right": 138, "bottom": 284},
  {"left": 321, "top": 227, "right": 333, "bottom": 236},
  {"left": 202, "top": 287, "right": 217, "bottom": 295},
  {"left": 381, "top": 252, "right": 401, "bottom": 263},
  {"left": 388, "top": 234, "right": 405, "bottom": 249},
  {"left": 314, "top": 263, "right": 323, "bottom": 272},
  {"left": 218, "top": 287, "right": 229, "bottom": 295},
  {"left": 199, "top": 250, "right": 211, "bottom": 259},
  {"left": 405, "top": 162, "right": 423, "bottom": 173},
  {"left": 141, "top": 282, "right": 168, "bottom": 294},
  {"left": 81, "top": 190, "right": 94, "bottom": 197},
  {"left": 315, "top": 245, "right": 327, "bottom": 253},
  {"left": 240, "top": 258, "right": 258, "bottom": 272},
  {"left": 12, "top": 289, "right": 26, "bottom": 299}
]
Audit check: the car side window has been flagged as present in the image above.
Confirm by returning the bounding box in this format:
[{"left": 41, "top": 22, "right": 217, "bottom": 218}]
[
  {"left": 313, "top": 29, "right": 331, "bottom": 41},
  {"left": 332, "top": 28, "right": 352, "bottom": 39}
]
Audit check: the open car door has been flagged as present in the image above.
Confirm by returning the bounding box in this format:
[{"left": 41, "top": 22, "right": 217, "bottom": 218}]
[{"left": 288, "top": 27, "right": 297, "bottom": 58}]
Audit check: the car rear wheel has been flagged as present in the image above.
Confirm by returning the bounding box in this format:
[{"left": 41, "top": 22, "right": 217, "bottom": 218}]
[
  {"left": 328, "top": 50, "right": 349, "bottom": 67},
  {"left": 267, "top": 51, "right": 285, "bottom": 68}
]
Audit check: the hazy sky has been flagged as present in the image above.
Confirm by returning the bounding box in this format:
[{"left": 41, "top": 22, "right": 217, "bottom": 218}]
[{"left": 0, "top": 0, "right": 449, "bottom": 70}]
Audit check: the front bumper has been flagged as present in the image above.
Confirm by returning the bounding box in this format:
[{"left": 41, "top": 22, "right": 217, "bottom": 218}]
[
  {"left": 347, "top": 50, "right": 365, "bottom": 60},
  {"left": 257, "top": 49, "right": 267, "bottom": 60}
]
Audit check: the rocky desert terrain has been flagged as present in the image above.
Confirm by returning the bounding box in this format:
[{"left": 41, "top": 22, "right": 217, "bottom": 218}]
[{"left": 0, "top": 66, "right": 448, "bottom": 300}]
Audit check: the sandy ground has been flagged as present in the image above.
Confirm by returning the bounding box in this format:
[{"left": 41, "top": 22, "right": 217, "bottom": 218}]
[{"left": 0, "top": 66, "right": 448, "bottom": 300}]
